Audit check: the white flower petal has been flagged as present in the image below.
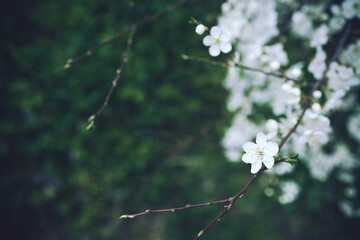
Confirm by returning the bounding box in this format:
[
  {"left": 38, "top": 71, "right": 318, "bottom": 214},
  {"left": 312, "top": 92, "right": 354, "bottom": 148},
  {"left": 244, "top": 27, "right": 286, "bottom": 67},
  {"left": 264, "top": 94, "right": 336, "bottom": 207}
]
[
  {"left": 242, "top": 142, "right": 257, "bottom": 152},
  {"left": 210, "top": 26, "right": 222, "bottom": 38},
  {"left": 263, "top": 155, "right": 275, "bottom": 169},
  {"left": 203, "top": 35, "right": 215, "bottom": 46},
  {"left": 220, "top": 32, "right": 230, "bottom": 42},
  {"left": 220, "top": 42, "right": 232, "bottom": 53},
  {"left": 209, "top": 44, "right": 220, "bottom": 57},
  {"left": 264, "top": 142, "right": 279, "bottom": 156},
  {"left": 256, "top": 132, "right": 267, "bottom": 148},
  {"left": 251, "top": 159, "right": 262, "bottom": 174},
  {"left": 242, "top": 152, "right": 254, "bottom": 163},
  {"left": 195, "top": 24, "right": 205, "bottom": 35}
]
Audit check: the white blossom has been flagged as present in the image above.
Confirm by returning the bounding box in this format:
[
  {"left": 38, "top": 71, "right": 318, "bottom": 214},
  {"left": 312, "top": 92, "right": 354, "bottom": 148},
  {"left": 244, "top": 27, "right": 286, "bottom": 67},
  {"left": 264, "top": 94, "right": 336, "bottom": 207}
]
[
  {"left": 310, "top": 25, "right": 328, "bottom": 47},
  {"left": 292, "top": 11, "right": 312, "bottom": 37},
  {"left": 195, "top": 24, "right": 206, "bottom": 35},
  {"left": 308, "top": 47, "right": 327, "bottom": 80},
  {"left": 265, "top": 119, "right": 279, "bottom": 140},
  {"left": 342, "top": 0, "right": 360, "bottom": 19},
  {"left": 329, "top": 5, "right": 346, "bottom": 33},
  {"left": 279, "top": 181, "right": 300, "bottom": 204},
  {"left": 203, "top": 26, "right": 232, "bottom": 57},
  {"left": 313, "top": 90, "right": 322, "bottom": 98},
  {"left": 300, "top": 108, "right": 331, "bottom": 145},
  {"left": 323, "top": 90, "right": 346, "bottom": 113},
  {"left": 218, "top": 0, "right": 359, "bottom": 187},
  {"left": 341, "top": 40, "right": 360, "bottom": 71},
  {"left": 242, "top": 132, "right": 279, "bottom": 174},
  {"left": 348, "top": 111, "right": 360, "bottom": 142},
  {"left": 267, "top": 163, "right": 293, "bottom": 175},
  {"left": 327, "top": 62, "right": 360, "bottom": 91},
  {"left": 286, "top": 63, "right": 303, "bottom": 79},
  {"left": 282, "top": 82, "right": 301, "bottom": 105},
  {"left": 260, "top": 43, "right": 288, "bottom": 70}
]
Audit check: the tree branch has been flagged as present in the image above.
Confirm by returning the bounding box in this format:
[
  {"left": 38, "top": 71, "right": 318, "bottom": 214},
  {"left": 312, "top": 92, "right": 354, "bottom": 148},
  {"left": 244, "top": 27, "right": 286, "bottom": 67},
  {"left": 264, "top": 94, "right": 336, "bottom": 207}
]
[
  {"left": 182, "top": 55, "right": 302, "bottom": 83},
  {"left": 119, "top": 198, "right": 233, "bottom": 219}
]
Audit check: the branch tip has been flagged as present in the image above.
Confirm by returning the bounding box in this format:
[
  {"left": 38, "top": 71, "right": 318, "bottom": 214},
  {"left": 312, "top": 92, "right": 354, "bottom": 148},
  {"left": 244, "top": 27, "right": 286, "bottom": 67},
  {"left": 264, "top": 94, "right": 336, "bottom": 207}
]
[{"left": 181, "top": 54, "right": 189, "bottom": 60}]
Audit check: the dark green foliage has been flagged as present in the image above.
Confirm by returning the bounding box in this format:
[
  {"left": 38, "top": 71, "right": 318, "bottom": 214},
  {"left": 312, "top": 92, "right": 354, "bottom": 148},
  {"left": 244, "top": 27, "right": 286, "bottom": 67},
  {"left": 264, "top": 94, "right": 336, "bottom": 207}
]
[{"left": 1, "top": 1, "right": 359, "bottom": 240}]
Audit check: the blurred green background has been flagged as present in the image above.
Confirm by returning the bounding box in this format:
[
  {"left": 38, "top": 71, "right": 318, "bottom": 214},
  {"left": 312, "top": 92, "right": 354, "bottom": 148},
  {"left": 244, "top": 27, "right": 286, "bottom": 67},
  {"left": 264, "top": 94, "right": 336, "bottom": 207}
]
[{"left": 1, "top": 0, "right": 359, "bottom": 239}]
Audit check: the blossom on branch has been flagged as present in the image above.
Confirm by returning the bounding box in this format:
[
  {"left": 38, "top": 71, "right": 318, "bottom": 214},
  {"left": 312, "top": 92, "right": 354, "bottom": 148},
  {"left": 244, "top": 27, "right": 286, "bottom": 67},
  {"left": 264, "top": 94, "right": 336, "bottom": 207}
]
[
  {"left": 242, "top": 132, "right": 279, "bottom": 174},
  {"left": 203, "top": 26, "right": 232, "bottom": 57}
]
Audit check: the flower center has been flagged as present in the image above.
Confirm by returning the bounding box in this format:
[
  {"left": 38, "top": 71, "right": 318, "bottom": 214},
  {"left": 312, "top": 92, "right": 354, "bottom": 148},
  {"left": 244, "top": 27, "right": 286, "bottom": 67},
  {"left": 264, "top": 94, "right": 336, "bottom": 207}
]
[
  {"left": 216, "top": 39, "right": 220, "bottom": 44},
  {"left": 256, "top": 148, "right": 264, "bottom": 158}
]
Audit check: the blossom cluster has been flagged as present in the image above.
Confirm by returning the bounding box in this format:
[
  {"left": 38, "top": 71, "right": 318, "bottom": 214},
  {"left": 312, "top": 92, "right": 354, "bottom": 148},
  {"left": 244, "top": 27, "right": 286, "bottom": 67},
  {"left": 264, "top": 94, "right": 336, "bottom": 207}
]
[{"left": 195, "top": 0, "right": 360, "bottom": 214}]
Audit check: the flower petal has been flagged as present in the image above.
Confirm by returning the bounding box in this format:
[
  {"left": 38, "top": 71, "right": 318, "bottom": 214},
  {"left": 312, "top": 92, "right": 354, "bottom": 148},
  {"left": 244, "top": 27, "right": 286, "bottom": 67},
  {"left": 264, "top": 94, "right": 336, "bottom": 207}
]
[
  {"left": 220, "top": 42, "right": 232, "bottom": 53},
  {"left": 209, "top": 44, "right": 220, "bottom": 57},
  {"left": 264, "top": 142, "right": 279, "bottom": 156},
  {"left": 241, "top": 152, "right": 258, "bottom": 163},
  {"left": 262, "top": 155, "right": 274, "bottom": 169},
  {"left": 256, "top": 132, "right": 267, "bottom": 148},
  {"left": 242, "top": 142, "right": 257, "bottom": 152},
  {"left": 220, "top": 32, "right": 230, "bottom": 42},
  {"left": 251, "top": 159, "right": 262, "bottom": 174},
  {"left": 203, "top": 35, "right": 215, "bottom": 46},
  {"left": 210, "top": 26, "right": 222, "bottom": 38}
]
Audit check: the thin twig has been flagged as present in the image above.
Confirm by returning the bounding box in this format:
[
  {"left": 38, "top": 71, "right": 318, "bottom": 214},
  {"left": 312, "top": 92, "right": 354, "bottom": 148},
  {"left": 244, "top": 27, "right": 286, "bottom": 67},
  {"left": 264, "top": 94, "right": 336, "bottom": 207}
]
[
  {"left": 67, "top": 0, "right": 193, "bottom": 66},
  {"left": 120, "top": 198, "right": 233, "bottom": 219},
  {"left": 121, "top": 156, "right": 293, "bottom": 221},
  {"left": 192, "top": 155, "right": 295, "bottom": 239},
  {"left": 183, "top": 55, "right": 301, "bottom": 83},
  {"left": 87, "top": 27, "right": 136, "bottom": 127},
  {"left": 41, "top": 0, "right": 194, "bottom": 77},
  {"left": 193, "top": 172, "right": 259, "bottom": 239}
]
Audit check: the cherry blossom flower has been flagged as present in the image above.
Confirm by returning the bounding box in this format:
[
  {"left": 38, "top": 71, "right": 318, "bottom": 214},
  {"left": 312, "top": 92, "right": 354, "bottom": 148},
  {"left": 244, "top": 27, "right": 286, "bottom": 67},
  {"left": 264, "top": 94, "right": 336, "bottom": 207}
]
[
  {"left": 327, "top": 62, "right": 360, "bottom": 91},
  {"left": 342, "top": 0, "right": 360, "bottom": 19},
  {"left": 265, "top": 119, "right": 279, "bottom": 140},
  {"left": 203, "top": 26, "right": 232, "bottom": 57},
  {"left": 279, "top": 181, "right": 300, "bottom": 204},
  {"left": 313, "top": 90, "right": 322, "bottom": 98},
  {"left": 282, "top": 83, "right": 301, "bottom": 105},
  {"left": 310, "top": 25, "right": 328, "bottom": 47},
  {"left": 242, "top": 132, "right": 279, "bottom": 174},
  {"left": 292, "top": 11, "right": 312, "bottom": 36},
  {"left": 308, "top": 46, "right": 327, "bottom": 80}
]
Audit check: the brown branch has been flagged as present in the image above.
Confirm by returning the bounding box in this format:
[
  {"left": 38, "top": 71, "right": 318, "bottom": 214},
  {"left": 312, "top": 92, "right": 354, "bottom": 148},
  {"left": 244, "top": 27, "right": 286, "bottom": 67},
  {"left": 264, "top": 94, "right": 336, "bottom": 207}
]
[
  {"left": 183, "top": 55, "right": 302, "bottom": 83},
  {"left": 192, "top": 155, "right": 295, "bottom": 239},
  {"left": 118, "top": 157, "right": 293, "bottom": 218},
  {"left": 194, "top": 172, "right": 259, "bottom": 239},
  {"left": 119, "top": 198, "right": 233, "bottom": 219}
]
